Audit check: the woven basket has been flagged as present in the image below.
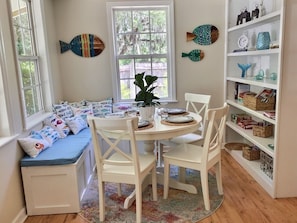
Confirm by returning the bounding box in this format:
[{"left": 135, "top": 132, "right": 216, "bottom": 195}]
[
  {"left": 243, "top": 93, "right": 275, "bottom": 111},
  {"left": 242, "top": 146, "right": 260, "bottom": 160},
  {"left": 224, "top": 142, "right": 249, "bottom": 150},
  {"left": 253, "top": 124, "right": 273, "bottom": 138}
]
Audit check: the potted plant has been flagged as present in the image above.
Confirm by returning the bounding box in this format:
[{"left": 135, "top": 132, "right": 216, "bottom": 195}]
[{"left": 134, "top": 72, "right": 160, "bottom": 121}]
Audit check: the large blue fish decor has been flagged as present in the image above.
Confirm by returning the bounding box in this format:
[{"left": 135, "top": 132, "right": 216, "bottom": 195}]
[
  {"left": 187, "top": 24, "right": 219, "bottom": 45},
  {"left": 59, "top": 34, "right": 105, "bottom": 57},
  {"left": 182, "top": 49, "right": 204, "bottom": 62}
]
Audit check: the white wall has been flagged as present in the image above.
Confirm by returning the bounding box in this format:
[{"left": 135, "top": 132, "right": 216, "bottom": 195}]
[
  {"left": 52, "top": 0, "right": 226, "bottom": 108},
  {"left": 0, "top": 0, "right": 226, "bottom": 222}
]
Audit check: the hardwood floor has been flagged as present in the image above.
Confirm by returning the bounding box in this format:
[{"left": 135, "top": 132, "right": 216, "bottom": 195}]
[{"left": 24, "top": 150, "right": 297, "bottom": 223}]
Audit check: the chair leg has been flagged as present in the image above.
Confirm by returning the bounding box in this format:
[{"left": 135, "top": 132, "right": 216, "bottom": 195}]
[
  {"left": 200, "top": 171, "right": 210, "bottom": 210},
  {"left": 178, "top": 167, "right": 186, "bottom": 183},
  {"left": 151, "top": 166, "right": 158, "bottom": 201},
  {"left": 163, "top": 159, "right": 170, "bottom": 199},
  {"left": 135, "top": 183, "right": 142, "bottom": 223},
  {"left": 215, "top": 161, "right": 223, "bottom": 195},
  {"left": 99, "top": 181, "right": 105, "bottom": 221},
  {"left": 117, "top": 183, "right": 122, "bottom": 196}
]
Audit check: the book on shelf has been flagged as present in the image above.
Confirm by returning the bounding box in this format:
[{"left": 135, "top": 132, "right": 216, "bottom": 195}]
[
  {"left": 263, "top": 111, "right": 276, "bottom": 120},
  {"left": 235, "top": 82, "right": 250, "bottom": 102}
]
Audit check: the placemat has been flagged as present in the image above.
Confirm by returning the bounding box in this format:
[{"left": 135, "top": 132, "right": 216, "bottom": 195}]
[
  {"left": 161, "top": 119, "right": 197, "bottom": 126},
  {"left": 137, "top": 123, "right": 154, "bottom": 130}
]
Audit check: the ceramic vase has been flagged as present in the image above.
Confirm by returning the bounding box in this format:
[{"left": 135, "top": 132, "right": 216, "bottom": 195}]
[
  {"left": 256, "top": 32, "right": 271, "bottom": 50},
  {"left": 139, "top": 107, "right": 155, "bottom": 122}
]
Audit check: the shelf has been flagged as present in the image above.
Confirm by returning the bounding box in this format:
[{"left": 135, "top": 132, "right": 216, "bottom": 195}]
[
  {"left": 227, "top": 48, "right": 280, "bottom": 57},
  {"left": 226, "top": 121, "right": 274, "bottom": 157},
  {"left": 225, "top": 149, "right": 274, "bottom": 196},
  {"left": 227, "top": 99, "right": 276, "bottom": 125},
  {"left": 226, "top": 77, "right": 277, "bottom": 90},
  {"left": 228, "top": 10, "right": 281, "bottom": 32}
]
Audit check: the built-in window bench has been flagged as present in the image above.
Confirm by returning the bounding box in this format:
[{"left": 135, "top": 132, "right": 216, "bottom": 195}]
[{"left": 20, "top": 128, "right": 95, "bottom": 215}]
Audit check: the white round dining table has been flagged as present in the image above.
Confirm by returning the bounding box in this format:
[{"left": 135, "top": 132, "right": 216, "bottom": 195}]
[{"left": 136, "top": 112, "right": 202, "bottom": 153}]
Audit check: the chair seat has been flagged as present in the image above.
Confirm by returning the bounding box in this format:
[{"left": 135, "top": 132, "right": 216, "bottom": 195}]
[
  {"left": 104, "top": 153, "right": 156, "bottom": 175},
  {"left": 170, "top": 132, "right": 203, "bottom": 144}
]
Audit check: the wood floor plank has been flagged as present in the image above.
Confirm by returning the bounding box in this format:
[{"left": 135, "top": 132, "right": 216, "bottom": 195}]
[{"left": 24, "top": 150, "right": 297, "bottom": 223}]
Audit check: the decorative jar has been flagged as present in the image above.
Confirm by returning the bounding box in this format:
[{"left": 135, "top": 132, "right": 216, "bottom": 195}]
[{"left": 256, "top": 32, "right": 271, "bottom": 50}]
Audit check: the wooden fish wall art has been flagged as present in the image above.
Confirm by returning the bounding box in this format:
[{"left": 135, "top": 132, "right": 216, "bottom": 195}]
[
  {"left": 187, "top": 24, "right": 219, "bottom": 45},
  {"left": 181, "top": 49, "right": 204, "bottom": 62},
  {"left": 59, "top": 34, "right": 105, "bottom": 57}
]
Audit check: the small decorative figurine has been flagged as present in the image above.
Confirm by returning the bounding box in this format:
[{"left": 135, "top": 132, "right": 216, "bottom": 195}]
[
  {"left": 238, "top": 63, "right": 252, "bottom": 78},
  {"left": 259, "top": 0, "right": 265, "bottom": 17},
  {"left": 252, "top": 4, "right": 260, "bottom": 19},
  {"left": 236, "top": 8, "right": 251, "bottom": 25}
]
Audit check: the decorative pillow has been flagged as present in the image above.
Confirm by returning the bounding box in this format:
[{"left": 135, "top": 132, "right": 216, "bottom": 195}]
[
  {"left": 71, "top": 104, "right": 93, "bottom": 121},
  {"left": 68, "top": 100, "right": 87, "bottom": 108},
  {"left": 44, "top": 114, "right": 70, "bottom": 138},
  {"left": 86, "top": 98, "right": 113, "bottom": 117},
  {"left": 65, "top": 115, "right": 88, "bottom": 134},
  {"left": 113, "top": 102, "right": 134, "bottom": 113},
  {"left": 31, "top": 126, "right": 60, "bottom": 146},
  {"left": 18, "top": 133, "right": 50, "bottom": 158},
  {"left": 52, "top": 103, "right": 74, "bottom": 119}
]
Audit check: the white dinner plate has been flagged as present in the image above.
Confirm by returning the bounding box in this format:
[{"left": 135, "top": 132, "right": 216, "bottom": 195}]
[
  {"left": 165, "top": 116, "right": 194, "bottom": 123},
  {"left": 138, "top": 120, "right": 150, "bottom": 128},
  {"left": 167, "top": 108, "right": 186, "bottom": 115}
]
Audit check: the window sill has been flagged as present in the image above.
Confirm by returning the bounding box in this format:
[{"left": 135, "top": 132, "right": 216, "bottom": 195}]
[
  {"left": 25, "top": 112, "right": 52, "bottom": 130},
  {"left": 0, "top": 134, "right": 19, "bottom": 148}
]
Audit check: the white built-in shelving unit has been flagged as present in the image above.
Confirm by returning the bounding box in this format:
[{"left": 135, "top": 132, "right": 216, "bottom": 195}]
[{"left": 224, "top": 0, "right": 297, "bottom": 198}]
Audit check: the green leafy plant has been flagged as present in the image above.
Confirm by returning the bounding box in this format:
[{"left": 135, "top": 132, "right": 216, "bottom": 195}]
[{"left": 134, "top": 72, "right": 160, "bottom": 107}]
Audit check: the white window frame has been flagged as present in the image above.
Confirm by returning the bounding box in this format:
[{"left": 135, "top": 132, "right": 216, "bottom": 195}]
[
  {"left": 106, "top": 0, "right": 176, "bottom": 103},
  {"left": 10, "top": 0, "right": 53, "bottom": 130}
]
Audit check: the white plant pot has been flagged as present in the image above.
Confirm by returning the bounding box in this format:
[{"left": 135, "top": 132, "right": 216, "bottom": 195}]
[{"left": 139, "top": 107, "right": 155, "bottom": 122}]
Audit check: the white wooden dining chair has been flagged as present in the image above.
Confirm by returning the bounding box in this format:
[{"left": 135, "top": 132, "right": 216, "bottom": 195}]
[
  {"left": 88, "top": 116, "right": 157, "bottom": 223},
  {"left": 163, "top": 103, "right": 229, "bottom": 210},
  {"left": 157, "top": 93, "right": 211, "bottom": 166}
]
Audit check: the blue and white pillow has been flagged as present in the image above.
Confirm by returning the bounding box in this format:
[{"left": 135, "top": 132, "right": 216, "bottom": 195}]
[
  {"left": 65, "top": 115, "right": 88, "bottom": 135},
  {"left": 18, "top": 132, "right": 50, "bottom": 158},
  {"left": 31, "top": 126, "right": 60, "bottom": 146},
  {"left": 52, "top": 103, "right": 74, "bottom": 119},
  {"left": 86, "top": 98, "right": 113, "bottom": 117},
  {"left": 71, "top": 104, "right": 93, "bottom": 122},
  {"left": 44, "top": 114, "right": 70, "bottom": 138}
]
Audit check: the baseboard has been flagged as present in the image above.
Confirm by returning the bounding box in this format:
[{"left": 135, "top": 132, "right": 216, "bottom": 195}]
[{"left": 12, "top": 207, "right": 27, "bottom": 223}]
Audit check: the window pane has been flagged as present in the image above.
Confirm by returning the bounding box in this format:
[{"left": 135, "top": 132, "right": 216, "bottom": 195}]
[
  {"left": 22, "top": 29, "right": 33, "bottom": 55},
  {"left": 115, "top": 11, "right": 132, "bottom": 33},
  {"left": 151, "top": 33, "right": 167, "bottom": 54},
  {"left": 120, "top": 79, "right": 136, "bottom": 100},
  {"left": 24, "top": 87, "right": 42, "bottom": 117},
  {"left": 20, "top": 61, "right": 36, "bottom": 87},
  {"left": 133, "top": 10, "right": 149, "bottom": 33},
  {"left": 117, "top": 34, "right": 134, "bottom": 55},
  {"left": 150, "top": 10, "right": 166, "bottom": 32}
]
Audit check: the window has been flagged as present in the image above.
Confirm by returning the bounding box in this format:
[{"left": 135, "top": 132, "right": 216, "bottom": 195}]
[
  {"left": 107, "top": 0, "right": 176, "bottom": 103},
  {"left": 11, "top": 0, "right": 44, "bottom": 121}
]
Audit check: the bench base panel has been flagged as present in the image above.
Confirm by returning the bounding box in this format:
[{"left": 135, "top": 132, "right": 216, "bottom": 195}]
[{"left": 21, "top": 143, "right": 95, "bottom": 215}]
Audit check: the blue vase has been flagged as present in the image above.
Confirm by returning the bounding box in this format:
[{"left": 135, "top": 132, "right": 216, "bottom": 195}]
[{"left": 256, "top": 32, "right": 271, "bottom": 50}]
